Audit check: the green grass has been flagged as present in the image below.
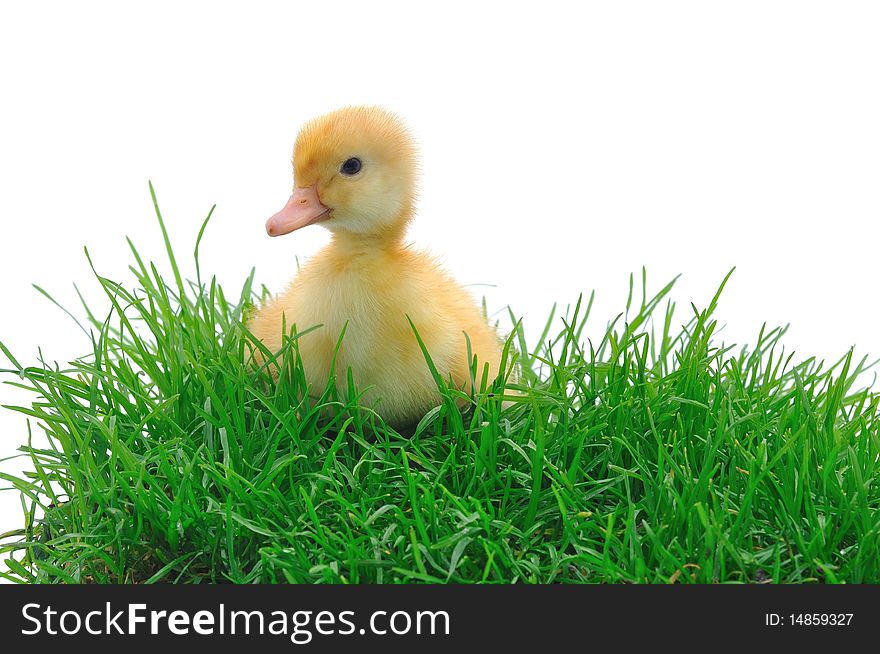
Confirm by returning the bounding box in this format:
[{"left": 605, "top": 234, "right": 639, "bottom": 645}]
[{"left": 2, "top": 187, "right": 879, "bottom": 584}]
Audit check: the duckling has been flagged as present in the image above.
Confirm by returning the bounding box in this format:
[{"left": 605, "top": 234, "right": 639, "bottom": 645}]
[{"left": 248, "top": 106, "right": 503, "bottom": 426}]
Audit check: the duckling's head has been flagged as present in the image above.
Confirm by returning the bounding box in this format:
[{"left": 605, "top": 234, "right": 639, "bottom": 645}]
[{"left": 266, "top": 106, "right": 418, "bottom": 240}]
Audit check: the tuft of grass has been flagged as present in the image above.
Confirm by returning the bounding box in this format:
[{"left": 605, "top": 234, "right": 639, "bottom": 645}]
[{"left": 1, "top": 188, "right": 879, "bottom": 583}]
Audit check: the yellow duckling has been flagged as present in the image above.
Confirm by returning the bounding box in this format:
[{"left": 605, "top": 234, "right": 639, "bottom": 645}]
[{"left": 248, "top": 106, "right": 503, "bottom": 426}]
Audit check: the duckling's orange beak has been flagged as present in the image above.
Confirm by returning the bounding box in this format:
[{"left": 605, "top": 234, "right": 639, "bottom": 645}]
[{"left": 265, "top": 184, "right": 330, "bottom": 237}]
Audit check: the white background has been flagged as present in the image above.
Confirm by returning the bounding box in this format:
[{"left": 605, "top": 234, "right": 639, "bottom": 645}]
[{"left": 1, "top": 1, "right": 878, "bottom": 572}]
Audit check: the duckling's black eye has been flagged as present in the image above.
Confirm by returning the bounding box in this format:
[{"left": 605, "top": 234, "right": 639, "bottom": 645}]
[{"left": 340, "top": 157, "right": 362, "bottom": 175}]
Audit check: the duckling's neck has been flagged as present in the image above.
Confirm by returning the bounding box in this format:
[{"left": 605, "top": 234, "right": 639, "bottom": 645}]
[
  {"left": 328, "top": 209, "right": 411, "bottom": 256},
  {"left": 329, "top": 229, "right": 404, "bottom": 257}
]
